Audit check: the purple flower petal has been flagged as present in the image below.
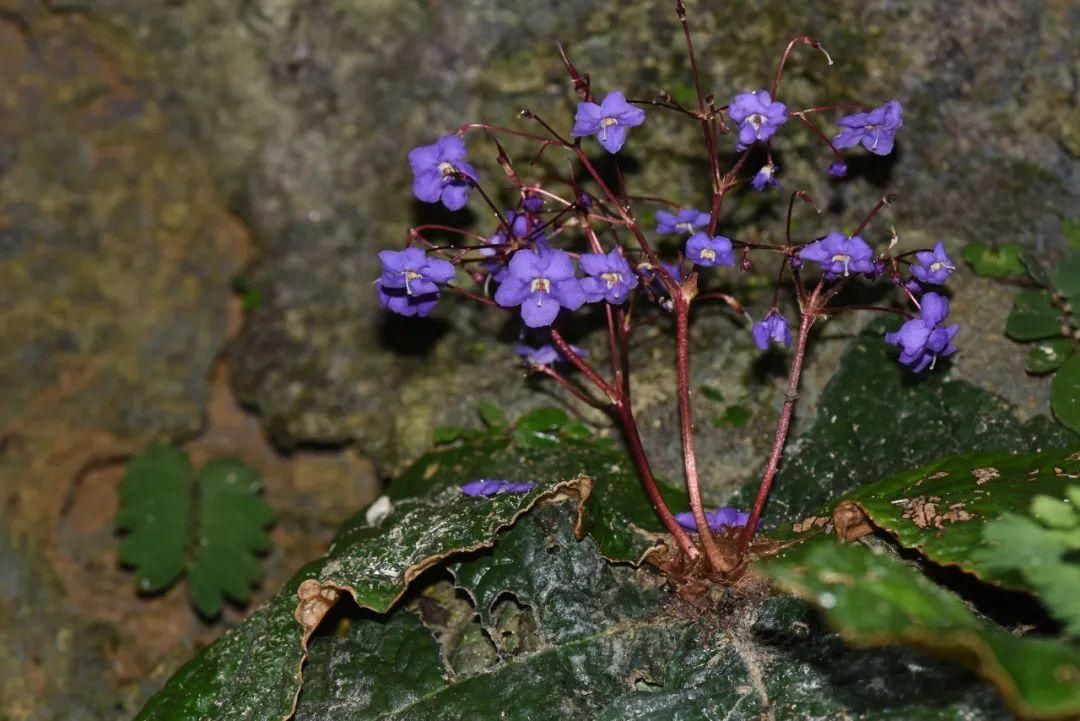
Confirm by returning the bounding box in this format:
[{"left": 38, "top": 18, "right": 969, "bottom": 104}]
[{"left": 460, "top": 480, "right": 536, "bottom": 497}]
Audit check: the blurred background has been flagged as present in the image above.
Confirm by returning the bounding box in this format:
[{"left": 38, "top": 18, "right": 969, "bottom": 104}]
[{"left": 0, "top": 0, "right": 1076, "bottom": 717}]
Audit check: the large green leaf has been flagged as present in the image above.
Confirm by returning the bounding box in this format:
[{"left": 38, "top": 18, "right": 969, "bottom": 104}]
[
  {"left": 294, "top": 505, "right": 1010, "bottom": 721},
  {"left": 135, "top": 407, "right": 682, "bottom": 716},
  {"left": 116, "top": 446, "right": 274, "bottom": 617},
  {"left": 760, "top": 536, "right": 1080, "bottom": 720},
  {"left": 1052, "top": 354, "right": 1080, "bottom": 434},
  {"left": 731, "top": 319, "right": 1071, "bottom": 527},
  {"left": 834, "top": 448, "right": 1080, "bottom": 590},
  {"left": 1006, "top": 289, "right": 1064, "bottom": 342}
]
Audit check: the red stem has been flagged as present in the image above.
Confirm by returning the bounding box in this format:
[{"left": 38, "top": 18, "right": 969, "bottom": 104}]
[
  {"left": 674, "top": 292, "right": 729, "bottom": 572},
  {"left": 738, "top": 308, "right": 815, "bottom": 551},
  {"left": 614, "top": 400, "right": 700, "bottom": 560}
]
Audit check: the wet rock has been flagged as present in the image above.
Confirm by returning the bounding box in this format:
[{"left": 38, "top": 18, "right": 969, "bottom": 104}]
[{"left": 86, "top": 0, "right": 1078, "bottom": 489}]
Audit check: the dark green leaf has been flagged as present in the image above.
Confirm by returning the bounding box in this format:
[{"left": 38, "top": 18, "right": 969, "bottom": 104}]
[
  {"left": 1006, "top": 289, "right": 1064, "bottom": 341},
  {"left": 712, "top": 405, "right": 750, "bottom": 428},
  {"left": 731, "top": 319, "right": 1071, "bottom": 528},
  {"left": 514, "top": 406, "right": 569, "bottom": 432},
  {"left": 1021, "top": 250, "right": 1053, "bottom": 288},
  {"left": 1051, "top": 251, "right": 1080, "bottom": 300},
  {"left": 295, "top": 506, "right": 1009, "bottom": 721},
  {"left": 478, "top": 399, "right": 508, "bottom": 429},
  {"left": 116, "top": 444, "right": 191, "bottom": 594},
  {"left": 760, "top": 536, "right": 1080, "bottom": 720},
  {"left": 962, "top": 243, "right": 1026, "bottom": 278},
  {"left": 116, "top": 448, "right": 273, "bottom": 616},
  {"left": 1027, "top": 339, "right": 1073, "bottom": 374},
  {"left": 1052, "top": 355, "right": 1080, "bottom": 434},
  {"left": 838, "top": 448, "right": 1080, "bottom": 590},
  {"left": 699, "top": 384, "right": 725, "bottom": 403}
]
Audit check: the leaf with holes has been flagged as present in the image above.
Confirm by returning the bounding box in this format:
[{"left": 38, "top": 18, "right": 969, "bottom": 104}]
[
  {"left": 116, "top": 446, "right": 274, "bottom": 617},
  {"left": 135, "top": 407, "right": 676, "bottom": 721},
  {"left": 294, "top": 505, "right": 1011, "bottom": 721},
  {"left": 760, "top": 536, "right": 1080, "bottom": 719}
]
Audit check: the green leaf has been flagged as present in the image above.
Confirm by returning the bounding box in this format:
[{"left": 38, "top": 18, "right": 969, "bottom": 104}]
[
  {"left": 836, "top": 448, "right": 1080, "bottom": 590},
  {"left": 712, "top": 404, "right": 750, "bottom": 428},
  {"left": 760, "top": 536, "right": 1080, "bottom": 720},
  {"left": 1051, "top": 251, "right": 1080, "bottom": 301},
  {"left": 1064, "top": 218, "right": 1080, "bottom": 249},
  {"left": 1031, "top": 495, "right": 1078, "bottom": 529},
  {"left": 1027, "top": 338, "right": 1073, "bottom": 374},
  {"left": 514, "top": 406, "right": 569, "bottom": 432},
  {"left": 973, "top": 498, "right": 1080, "bottom": 638},
  {"left": 1021, "top": 250, "right": 1053, "bottom": 288},
  {"left": 187, "top": 459, "right": 275, "bottom": 617},
  {"left": 116, "top": 447, "right": 273, "bottom": 617},
  {"left": 294, "top": 507, "right": 1008, "bottom": 721},
  {"left": 1006, "top": 289, "right": 1064, "bottom": 341},
  {"left": 477, "top": 399, "right": 508, "bottom": 429},
  {"left": 699, "top": 384, "right": 725, "bottom": 402},
  {"left": 731, "top": 319, "right": 1071, "bottom": 527},
  {"left": 1052, "top": 355, "right": 1080, "bottom": 434},
  {"left": 962, "top": 243, "right": 1026, "bottom": 278},
  {"left": 116, "top": 444, "right": 191, "bottom": 594}
]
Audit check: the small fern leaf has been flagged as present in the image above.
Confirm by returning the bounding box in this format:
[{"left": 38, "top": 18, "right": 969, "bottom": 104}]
[
  {"left": 187, "top": 458, "right": 275, "bottom": 617},
  {"left": 116, "top": 444, "right": 191, "bottom": 594}
]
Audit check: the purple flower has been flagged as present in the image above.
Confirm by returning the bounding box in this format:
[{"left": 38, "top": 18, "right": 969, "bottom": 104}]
[
  {"left": 579, "top": 248, "right": 639, "bottom": 304},
  {"left": 833, "top": 100, "right": 903, "bottom": 156},
  {"left": 377, "top": 248, "right": 455, "bottom": 317},
  {"left": 408, "top": 135, "right": 478, "bottom": 211},
  {"left": 686, "top": 232, "right": 735, "bottom": 267},
  {"left": 799, "top": 232, "right": 875, "bottom": 278},
  {"left": 514, "top": 342, "right": 588, "bottom": 368},
  {"left": 494, "top": 248, "right": 586, "bottom": 328},
  {"left": 827, "top": 161, "right": 848, "bottom": 178},
  {"left": 482, "top": 211, "right": 547, "bottom": 282},
  {"left": 885, "top": 292, "right": 959, "bottom": 372},
  {"left": 571, "top": 91, "right": 646, "bottom": 154},
  {"left": 460, "top": 480, "right": 536, "bottom": 497},
  {"left": 752, "top": 310, "right": 791, "bottom": 350},
  {"left": 910, "top": 241, "right": 955, "bottom": 286},
  {"left": 656, "top": 208, "right": 711, "bottom": 235},
  {"left": 728, "top": 90, "right": 788, "bottom": 149},
  {"left": 522, "top": 192, "right": 544, "bottom": 213},
  {"left": 675, "top": 507, "right": 753, "bottom": 533},
  {"left": 751, "top": 163, "right": 782, "bottom": 192}
]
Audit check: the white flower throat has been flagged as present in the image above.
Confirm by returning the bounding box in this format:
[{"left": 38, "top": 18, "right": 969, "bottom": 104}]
[
  {"left": 530, "top": 277, "right": 551, "bottom": 303},
  {"left": 599, "top": 116, "right": 619, "bottom": 142}
]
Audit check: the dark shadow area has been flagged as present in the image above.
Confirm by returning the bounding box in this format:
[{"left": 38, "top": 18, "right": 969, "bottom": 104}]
[{"left": 375, "top": 312, "right": 451, "bottom": 356}]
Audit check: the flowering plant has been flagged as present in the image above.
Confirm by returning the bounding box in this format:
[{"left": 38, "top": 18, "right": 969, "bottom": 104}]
[{"left": 377, "top": 1, "right": 955, "bottom": 576}]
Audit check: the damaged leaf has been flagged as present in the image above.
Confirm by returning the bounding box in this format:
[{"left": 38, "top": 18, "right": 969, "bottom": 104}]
[{"left": 835, "top": 448, "right": 1080, "bottom": 592}]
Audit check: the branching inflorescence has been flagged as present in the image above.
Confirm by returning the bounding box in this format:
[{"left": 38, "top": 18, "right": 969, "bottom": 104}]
[{"left": 376, "top": 2, "right": 957, "bottom": 576}]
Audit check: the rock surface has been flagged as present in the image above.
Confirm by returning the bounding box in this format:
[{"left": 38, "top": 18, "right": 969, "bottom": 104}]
[{"left": 83, "top": 0, "right": 1077, "bottom": 488}]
